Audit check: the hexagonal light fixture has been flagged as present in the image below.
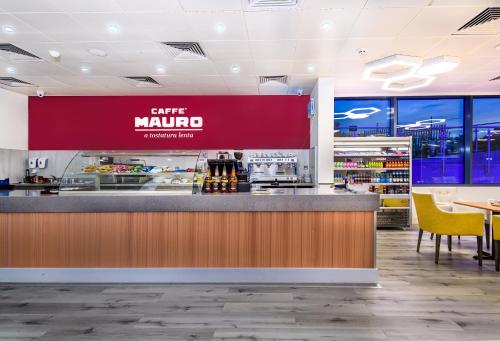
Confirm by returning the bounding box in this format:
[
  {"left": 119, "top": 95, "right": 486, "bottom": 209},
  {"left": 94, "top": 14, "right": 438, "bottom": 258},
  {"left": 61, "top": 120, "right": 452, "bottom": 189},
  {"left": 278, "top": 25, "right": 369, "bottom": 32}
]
[
  {"left": 416, "top": 55, "right": 460, "bottom": 76},
  {"left": 382, "top": 74, "right": 435, "bottom": 92},
  {"left": 363, "top": 54, "right": 423, "bottom": 82}
]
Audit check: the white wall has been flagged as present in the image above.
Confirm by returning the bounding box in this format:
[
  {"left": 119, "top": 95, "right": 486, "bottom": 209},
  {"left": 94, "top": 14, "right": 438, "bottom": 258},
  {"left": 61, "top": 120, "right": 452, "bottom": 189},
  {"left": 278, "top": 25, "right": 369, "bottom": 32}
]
[
  {"left": 310, "top": 78, "right": 334, "bottom": 184},
  {"left": 0, "top": 88, "right": 28, "bottom": 150}
]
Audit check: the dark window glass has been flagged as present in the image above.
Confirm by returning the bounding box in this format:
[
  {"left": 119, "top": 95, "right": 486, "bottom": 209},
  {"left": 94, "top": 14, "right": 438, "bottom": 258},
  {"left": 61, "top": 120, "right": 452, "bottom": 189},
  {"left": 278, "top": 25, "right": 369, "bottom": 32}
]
[
  {"left": 397, "top": 98, "right": 464, "bottom": 184},
  {"left": 334, "top": 99, "right": 392, "bottom": 137},
  {"left": 472, "top": 98, "right": 500, "bottom": 184}
]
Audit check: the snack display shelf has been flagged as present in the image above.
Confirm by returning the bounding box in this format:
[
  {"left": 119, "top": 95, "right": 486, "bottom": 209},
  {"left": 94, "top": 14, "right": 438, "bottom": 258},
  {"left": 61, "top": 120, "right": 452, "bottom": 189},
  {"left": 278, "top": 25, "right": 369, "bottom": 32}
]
[
  {"left": 334, "top": 167, "right": 408, "bottom": 171},
  {"left": 333, "top": 137, "right": 412, "bottom": 229},
  {"left": 333, "top": 154, "right": 409, "bottom": 157}
]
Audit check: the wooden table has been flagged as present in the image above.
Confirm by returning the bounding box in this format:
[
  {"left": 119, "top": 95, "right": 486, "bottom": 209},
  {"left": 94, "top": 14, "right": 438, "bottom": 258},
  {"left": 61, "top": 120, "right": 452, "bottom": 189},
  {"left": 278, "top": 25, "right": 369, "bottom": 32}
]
[{"left": 454, "top": 201, "right": 500, "bottom": 259}]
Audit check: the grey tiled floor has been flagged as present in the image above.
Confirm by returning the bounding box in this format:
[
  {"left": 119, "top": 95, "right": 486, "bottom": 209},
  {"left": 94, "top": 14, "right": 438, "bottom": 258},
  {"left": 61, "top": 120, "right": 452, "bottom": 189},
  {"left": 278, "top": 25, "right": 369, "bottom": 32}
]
[{"left": 1, "top": 229, "right": 500, "bottom": 340}]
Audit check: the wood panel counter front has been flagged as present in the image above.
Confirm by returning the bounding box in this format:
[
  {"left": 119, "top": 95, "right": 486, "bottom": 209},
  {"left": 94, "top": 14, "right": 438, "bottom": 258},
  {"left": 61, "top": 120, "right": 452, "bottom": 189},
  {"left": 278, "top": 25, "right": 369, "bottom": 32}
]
[{"left": 0, "top": 211, "right": 374, "bottom": 268}]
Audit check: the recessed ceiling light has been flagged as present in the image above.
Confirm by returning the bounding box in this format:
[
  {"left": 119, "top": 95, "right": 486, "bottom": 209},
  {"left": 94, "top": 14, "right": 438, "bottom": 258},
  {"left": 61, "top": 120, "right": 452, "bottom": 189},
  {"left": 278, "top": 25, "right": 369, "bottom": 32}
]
[
  {"left": 307, "top": 64, "right": 316, "bottom": 72},
  {"left": 48, "top": 50, "right": 61, "bottom": 59},
  {"left": 320, "top": 20, "right": 333, "bottom": 32},
  {"left": 214, "top": 23, "right": 226, "bottom": 34},
  {"left": 107, "top": 24, "right": 120, "bottom": 34},
  {"left": 156, "top": 65, "right": 166, "bottom": 73},
  {"left": 88, "top": 48, "right": 107, "bottom": 57},
  {"left": 416, "top": 56, "right": 460, "bottom": 76},
  {"left": 2, "top": 25, "right": 15, "bottom": 34},
  {"left": 6, "top": 66, "right": 16, "bottom": 74},
  {"left": 80, "top": 66, "right": 90, "bottom": 74},
  {"left": 230, "top": 64, "right": 240, "bottom": 73}
]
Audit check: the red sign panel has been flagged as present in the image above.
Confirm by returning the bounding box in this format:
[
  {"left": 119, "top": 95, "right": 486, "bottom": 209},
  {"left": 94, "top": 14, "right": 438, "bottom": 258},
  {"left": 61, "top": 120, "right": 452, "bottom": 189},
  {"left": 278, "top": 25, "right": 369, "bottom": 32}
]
[{"left": 28, "top": 95, "right": 310, "bottom": 150}]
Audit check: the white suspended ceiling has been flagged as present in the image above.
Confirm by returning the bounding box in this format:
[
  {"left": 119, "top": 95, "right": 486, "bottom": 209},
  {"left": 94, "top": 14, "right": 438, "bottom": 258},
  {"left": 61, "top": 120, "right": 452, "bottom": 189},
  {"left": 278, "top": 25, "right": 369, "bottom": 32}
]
[{"left": 0, "top": 0, "right": 498, "bottom": 96}]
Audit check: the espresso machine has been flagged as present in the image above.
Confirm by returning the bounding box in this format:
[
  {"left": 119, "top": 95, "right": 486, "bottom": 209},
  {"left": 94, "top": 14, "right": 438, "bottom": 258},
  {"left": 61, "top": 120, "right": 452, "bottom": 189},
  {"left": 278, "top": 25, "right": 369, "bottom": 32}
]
[{"left": 247, "top": 152, "right": 301, "bottom": 188}]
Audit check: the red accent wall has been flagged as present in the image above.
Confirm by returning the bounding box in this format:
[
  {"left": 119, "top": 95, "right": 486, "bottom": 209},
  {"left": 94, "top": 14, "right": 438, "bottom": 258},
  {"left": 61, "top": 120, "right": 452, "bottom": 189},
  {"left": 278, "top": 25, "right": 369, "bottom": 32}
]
[{"left": 28, "top": 95, "right": 310, "bottom": 150}]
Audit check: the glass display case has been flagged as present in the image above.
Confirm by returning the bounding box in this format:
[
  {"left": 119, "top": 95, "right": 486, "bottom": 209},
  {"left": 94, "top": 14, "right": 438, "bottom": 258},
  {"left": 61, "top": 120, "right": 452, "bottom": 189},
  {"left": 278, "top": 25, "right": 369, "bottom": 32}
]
[{"left": 59, "top": 151, "right": 207, "bottom": 195}]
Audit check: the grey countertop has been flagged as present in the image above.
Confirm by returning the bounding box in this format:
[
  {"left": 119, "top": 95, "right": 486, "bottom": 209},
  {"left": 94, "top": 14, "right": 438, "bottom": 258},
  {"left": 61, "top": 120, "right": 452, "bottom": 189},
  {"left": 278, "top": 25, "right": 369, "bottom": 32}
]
[{"left": 0, "top": 186, "right": 380, "bottom": 213}]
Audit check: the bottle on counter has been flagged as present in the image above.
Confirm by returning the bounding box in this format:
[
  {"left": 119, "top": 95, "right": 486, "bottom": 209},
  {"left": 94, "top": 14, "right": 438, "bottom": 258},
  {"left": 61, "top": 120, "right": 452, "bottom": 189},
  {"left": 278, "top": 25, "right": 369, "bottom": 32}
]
[
  {"left": 221, "top": 165, "right": 229, "bottom": 193},
  {"left": 204, "top": 167, "right": 213, "bottom": 193},
  {"left": 230, "top": 166, "right": 238, "bottom": 193},
  {"left": 212, "top": 166, "right": 220, "bottom": 193}
]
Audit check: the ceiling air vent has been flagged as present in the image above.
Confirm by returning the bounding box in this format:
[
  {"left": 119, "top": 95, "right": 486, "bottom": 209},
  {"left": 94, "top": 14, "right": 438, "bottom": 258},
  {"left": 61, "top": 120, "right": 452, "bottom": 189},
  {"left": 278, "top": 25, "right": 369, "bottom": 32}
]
[
  {"left": 124, "top": 76, "right": 161, "bottom": 88},
  {"left": 0, "top": 43, "right": 41, "bottom": 61},
  {"left": 258, "top": 75, "right": 288, "bottom": 95},
  {"left": 161, "top": 42, "right": 207, "bottom": 61},
  {"left": 455, "top": 7, "right": 500, "bottom": 35},
  {"left": 0, "top": 77, "right": 35, "bottom": 87},
  {"left": 259, "top": 75, "right": 288, "bottom": 85},
  {"left": 458, "top": 7, "right": 500, "bottom": 31},
  {"left": 246, "top": 0, "right": 302, "bottom": 10}
]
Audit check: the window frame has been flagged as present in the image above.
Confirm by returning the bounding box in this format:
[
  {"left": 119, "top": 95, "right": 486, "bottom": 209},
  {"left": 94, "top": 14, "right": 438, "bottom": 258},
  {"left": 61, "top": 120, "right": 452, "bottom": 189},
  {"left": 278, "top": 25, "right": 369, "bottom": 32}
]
[
  {"left": 334, "top": 95, "right": 500, "bottom": 186},
  {"left": 333, "top": 97, "right": 394, "bottom": 137}
]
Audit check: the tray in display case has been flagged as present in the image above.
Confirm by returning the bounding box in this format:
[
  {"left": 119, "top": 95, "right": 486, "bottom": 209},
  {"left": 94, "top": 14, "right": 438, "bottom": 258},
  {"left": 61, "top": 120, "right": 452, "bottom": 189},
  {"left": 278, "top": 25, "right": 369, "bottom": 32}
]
[{"left": 59, "top": 150, "right": 207, "bottom": 195}]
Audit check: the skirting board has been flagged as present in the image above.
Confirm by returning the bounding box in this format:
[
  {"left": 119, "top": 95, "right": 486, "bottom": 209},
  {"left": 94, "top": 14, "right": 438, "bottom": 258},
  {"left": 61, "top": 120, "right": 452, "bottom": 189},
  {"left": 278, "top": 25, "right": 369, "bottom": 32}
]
[{"left": 0, "top": 268, "right": 378, "bottom": 284}]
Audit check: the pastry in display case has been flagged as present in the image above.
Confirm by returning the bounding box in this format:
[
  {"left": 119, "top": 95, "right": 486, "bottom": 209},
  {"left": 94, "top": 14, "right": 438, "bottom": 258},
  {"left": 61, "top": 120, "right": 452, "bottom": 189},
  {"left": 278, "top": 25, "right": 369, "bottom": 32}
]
[{"left": 59, "top": 151, "right": 207, "bottom": 195}]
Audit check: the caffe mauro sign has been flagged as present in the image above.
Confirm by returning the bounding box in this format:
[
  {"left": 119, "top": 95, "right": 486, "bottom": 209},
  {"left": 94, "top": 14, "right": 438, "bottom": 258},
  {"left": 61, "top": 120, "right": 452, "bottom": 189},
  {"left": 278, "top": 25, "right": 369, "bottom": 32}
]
[{"left": 134, "top": 107, "right": 203, "bottom": 139}]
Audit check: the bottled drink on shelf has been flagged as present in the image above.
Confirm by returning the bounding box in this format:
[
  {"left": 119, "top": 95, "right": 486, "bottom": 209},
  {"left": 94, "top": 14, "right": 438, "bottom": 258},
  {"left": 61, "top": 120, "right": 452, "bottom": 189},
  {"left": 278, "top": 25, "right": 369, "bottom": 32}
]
[
  {"left": 230, "top": 166, "right": 238, "bottom": 193},
  {"left": 204, "top": 167, "right": 213, "bottom": 193},
  {"left": 220, "top": 165, "right": 228, "bottom": 193},
  {"left": 212, "top": 166, "right": 220, "bottom": 193}
]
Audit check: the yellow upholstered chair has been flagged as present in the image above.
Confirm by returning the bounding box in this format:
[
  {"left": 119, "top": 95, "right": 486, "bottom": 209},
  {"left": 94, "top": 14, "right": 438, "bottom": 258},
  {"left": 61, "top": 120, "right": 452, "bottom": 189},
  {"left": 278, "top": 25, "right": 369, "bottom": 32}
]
[
  {"left": 412, "top": 192, "right": 484, "bottom": 265},
  {"left": 494, "top": 215, "right": 500, "bottom": 272}
]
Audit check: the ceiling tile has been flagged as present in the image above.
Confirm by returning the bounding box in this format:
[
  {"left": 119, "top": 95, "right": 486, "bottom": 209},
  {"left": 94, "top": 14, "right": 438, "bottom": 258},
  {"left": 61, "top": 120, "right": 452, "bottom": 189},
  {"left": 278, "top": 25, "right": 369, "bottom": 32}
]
[
  {"left": 115, "top": 0, "right": 184, "bottom": 12},
  {"left": 0, "top": 0, "right": 62, "bottom": 13},
  {"left": 125, "top": 12, "right": 197, "bottom": 41},
  {"left": 254, "top": 60, "right": 293, "bottom": 75},
  {"left": 202, "top": 40, "right": 252, "bottom": 61},
  {"left": 69, "top": 12, "right": 147, "bottom": 41},
  {"left": 164, "top": 60, "right": 218, "bottom": 76},
  {"left": 364, "top": 0, "right": 431, "bottom": 7},
  {"left": 187, "top": 11, "right": 248, "bottom": 41},
  {"left": 47, "top": 0, "right": 122, "bottom": 13},
  {"left": 350, "top": 7, "right": 419, "bottom": 37},
  {"left": 178, "top": 0, "right": 243, "bottom": 11},
  {"left": 213, "top": 60, "right": 255, "bottom": 75},
  {"left": 337, "top": 37, "right": 395, "bottom": 61},
  {"left": 250, "top": 40, "right": 297, "bottom": 60},
  {"left": 426, "top": 36, "right": 497, "bottom": 58},
  {"left": 390, "top": 37, "right": 443, "bottom": 56},
  {"left": 13, "top": 13, "right": 96, "bottom": 41},
  {"left": 298, "top": 9, "right": 358, "bottom": 39},
  {"left": 399, "top": 6, "right": 486, "bottom": 36},
  {"left": 291, "top": 60, "right": 331, "bottom": 75},
  {"left": 302, "top": 0, "right": 367, "bottom": 10},
  {"left": 245, "top": 11, "right": 301, "bottom": 40},
  {"left": 0, "top": 13, "right": 52, "bottom": 42},
  {"left": 222, "top": 75, "right": 258, "bottom": 87},
  {"left": 428, "top": 0, "right": 494, "bottom": 6},
  {"left": 294, "top": 39, "right": 345, "bottom": 60}
]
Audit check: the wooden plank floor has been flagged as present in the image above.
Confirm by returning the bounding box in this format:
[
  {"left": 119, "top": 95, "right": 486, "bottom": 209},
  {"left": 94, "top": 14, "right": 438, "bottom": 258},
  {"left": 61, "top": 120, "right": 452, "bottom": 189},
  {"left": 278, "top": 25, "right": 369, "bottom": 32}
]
[{"left": 1, "top": 229, "right": 500, "bottom": 341}]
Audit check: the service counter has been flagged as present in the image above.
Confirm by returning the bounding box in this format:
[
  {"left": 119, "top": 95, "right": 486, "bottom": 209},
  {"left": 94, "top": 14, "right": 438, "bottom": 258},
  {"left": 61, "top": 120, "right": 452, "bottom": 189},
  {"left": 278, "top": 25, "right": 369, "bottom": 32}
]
[{"left": 0, "top": 187, "right": 379, "bottom": 284}]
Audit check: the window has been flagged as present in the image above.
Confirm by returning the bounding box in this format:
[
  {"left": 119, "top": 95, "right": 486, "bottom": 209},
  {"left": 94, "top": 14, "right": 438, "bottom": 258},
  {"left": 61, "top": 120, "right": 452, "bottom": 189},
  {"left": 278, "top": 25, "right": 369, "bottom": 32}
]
[
  {"left": 472, "top": 98, "right": 500, "bottom": 184},
  {"left": 397, "top": 98, "right": 464, "bottom": 184},
  {"left": 334, "top": 99, "right": 392, "bottom": 137}
]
